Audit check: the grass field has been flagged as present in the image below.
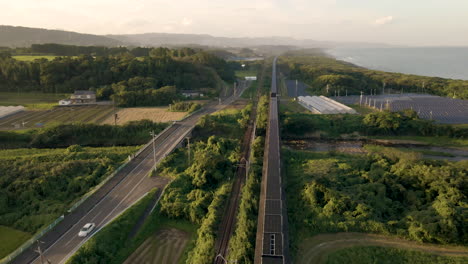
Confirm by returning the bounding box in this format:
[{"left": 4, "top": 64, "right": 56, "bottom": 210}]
[
  {"left": 0, "top": 105, "right": 114, "bottom": 130},
  {"left": 296, "top": 233, "right": 468, "bottom": 264},
  {"left": 280, "top": 98, "right": 310, "bottom": 113},
  {"left": 235, "top": 70, "right": 257, "bottom": 79},
  {"left": 124, "top": 228, "right": 191, "bottom": 264},
  {"left": 12, "top": 55, "right": 59, "bottom": 61},
  {"left": 0, "top": 226, "right": 30, "bottom": 260},
  {"left": 327, "top": 246, "right": 468, "bottom": 264},
  {"left": 0, "top": 92, "right": 69, "bottom": 109},
  {"left": 100, "top": 107, "right": 186, "bottom": 125}
]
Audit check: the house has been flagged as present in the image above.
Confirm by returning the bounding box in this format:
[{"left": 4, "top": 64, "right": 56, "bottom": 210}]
[
  {"left": 181, "top": 90, "right": 203, "bottom": 98},
  {"left": 69, "top": 91, "right": 97, "bottom": 105}
]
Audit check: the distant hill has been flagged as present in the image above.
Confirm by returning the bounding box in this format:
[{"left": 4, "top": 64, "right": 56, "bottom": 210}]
[
  {"left": 0, "top": 25, "right": 396, "bottom": 49},
  {"left": 107, "top": 33, "right": 335, "bottom": 48},
  {"left": 0, "top": 25, "right": 124, "bottom": 47}
]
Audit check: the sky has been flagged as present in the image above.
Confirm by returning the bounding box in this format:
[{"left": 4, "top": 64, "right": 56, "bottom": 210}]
[{"left": 1, "top": 0, "right": 468, "bottom": 46}]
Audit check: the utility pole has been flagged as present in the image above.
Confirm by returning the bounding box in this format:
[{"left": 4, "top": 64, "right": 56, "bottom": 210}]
[
  {"left": 360, "top": 91, "right": 363, "bottom": 106},
  {"left": 186, "top": 137, "right": 191, "bottom": 165},
  {"left": 382, "top": 82, "right": 386, "bottom": 95},
  {"left": 326, "top": 84, "right": 330, "bottom": 94},
  {"left": 295, "top": 79, "right": 298, "bottom": 98},
  {"left": 233, "top": 82, "right": 237, "bottom": 97},
  {"left": 149, "top": 131, "right": 157, "bottom": 170},
  {"left": 346, "top": 89, "right": 348, "bottom": 97}
]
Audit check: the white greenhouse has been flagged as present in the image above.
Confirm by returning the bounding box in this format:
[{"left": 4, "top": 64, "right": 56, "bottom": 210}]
[
  {"left": 298, "top": 96, "right": 357, "bottom": 114},
  {"left": 0, "top": 106, "right": 25, "bottom": 119}
]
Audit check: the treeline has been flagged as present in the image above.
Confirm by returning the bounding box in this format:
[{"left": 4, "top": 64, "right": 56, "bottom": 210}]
[
  {"left": 0, "top": 47, "right": 237, "bottom": 99},
  {"left": 284, "top": 147, "right": 468, "bottom": 251},
  {"left": 279, "top": 54, "right": 468, "bottom": 99},
  {"left": 169, "top": 101, "right": 202, "bottom": 113},
  {"left": 0, "top": 145, "right": 138, "bottom": 234},
  {"left": 281, "top": 110, "right": 468, "bottom": 139},
  {"left": 0, "top": 120, "right": 167, "bottom": 149}
]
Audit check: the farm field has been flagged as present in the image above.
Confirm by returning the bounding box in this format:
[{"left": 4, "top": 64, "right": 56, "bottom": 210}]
[
  {"left": 0, "top": 105, "right": 114, "bottom": 130},
  {"left": 12, "top": 55, "right": 58, "bottom": 61},
  {"left": 0, "top": 226, "right": 30, "bottom": 260},
  {"left": 123, "top": 228, "right": 190, "bottom": 264},
  {"left": 0, "top": 92, "right": 69, "bottom": 109},
  {"left": 100, "top": 107, "right": 187, "bottom": 125}
]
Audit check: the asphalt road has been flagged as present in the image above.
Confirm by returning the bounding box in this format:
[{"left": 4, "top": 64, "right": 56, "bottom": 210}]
[{"left": 11, "top": 89, "right": 243, "bottom": 264}]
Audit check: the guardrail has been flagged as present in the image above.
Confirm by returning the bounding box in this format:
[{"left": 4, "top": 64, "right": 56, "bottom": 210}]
[
  {"left": 0, "top": 125, "right": 174, "bottom": 264},
  {"left": 1, "top": 216, "right": 64, "bottom": 264}
]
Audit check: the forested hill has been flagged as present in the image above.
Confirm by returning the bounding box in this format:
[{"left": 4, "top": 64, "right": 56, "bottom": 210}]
[
  {"left": 0, "top": 25, "right": 123, "bottom": 47},
  {"left": 0, "top": 47, "right": 237, "bottom": 106}
]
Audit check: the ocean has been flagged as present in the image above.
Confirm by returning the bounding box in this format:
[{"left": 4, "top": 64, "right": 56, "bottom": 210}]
[{"left": 326, "top": 47, "right": 468, "bottom": 80}]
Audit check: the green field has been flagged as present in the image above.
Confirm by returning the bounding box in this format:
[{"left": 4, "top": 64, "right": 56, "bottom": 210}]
[
  {"left": 326, "top": 246, "right": 468, "bottom": 264},
  {"left": 0, "top": 92, "right": 69, "bottom": 109},
  {"left": 235, "top": 70, "right": 257, "bottom": 78},
  {"left": 12, "top": 55, "right": 58, "bottom": 61},
  {"left": 0, "top": 226, "right": 30, "bottom": 260}
]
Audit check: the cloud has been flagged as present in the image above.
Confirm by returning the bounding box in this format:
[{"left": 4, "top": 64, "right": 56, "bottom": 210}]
[
  {"left": 374, "top": 16, "right": 393, "bottom": 26},
  {"left": 181, "top": 17, "right": 193, "bottom": 26}
]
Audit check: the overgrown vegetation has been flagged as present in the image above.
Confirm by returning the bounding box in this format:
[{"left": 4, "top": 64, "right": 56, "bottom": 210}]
[
  {"left": 0, "top": 145, "right": 138, "bottom": 235},
  {"left": 326, "top": 246, "right": 468, "bottom": 264},
  {"left": 170, "top": 101, "right": 202, "bottom": 113},
  {"left": 0, "top": 119, "right": 167, "bottom": 149},
  {"left": 281, "top": 110, "right": 468, "bottom": 140},
  {"left": 284, "top": 147, "right": 468, "bottom": 258},
  {"left": 157, "top": 106, "right": 252, "bottom": 263},
  {"left": 279, "top": 51, "right": 468, "bottom": 99}
]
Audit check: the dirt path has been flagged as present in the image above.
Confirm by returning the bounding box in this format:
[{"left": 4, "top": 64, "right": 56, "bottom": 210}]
[
  {"left": 297, "top": 233, "right": 468, "bottom": 264},
  {"left": 123, "top": 228, "right": 189, "bottom": 264}
]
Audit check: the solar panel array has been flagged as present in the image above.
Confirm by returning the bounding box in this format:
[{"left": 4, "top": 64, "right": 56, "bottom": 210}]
[
  {"left": 298, "top": 96, "right": 357, "bottom": 114},
  {"left": 333, "top": 94, "right": 468, "bottom": 124},
  {"left": 0, "top": 106, "right": 25, "bottom": 119}
]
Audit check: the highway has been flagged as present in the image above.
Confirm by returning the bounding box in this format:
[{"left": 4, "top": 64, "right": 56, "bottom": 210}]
[
  {"left": 11, "top": 88, "right": 244, "bottom": 264},
  {"left": 254, "top": 58, "right": 290, "bottom": 264}
]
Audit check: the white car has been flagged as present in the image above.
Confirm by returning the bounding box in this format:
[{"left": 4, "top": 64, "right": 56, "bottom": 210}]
[{"left": 78, "top": 223, "right": 95, "bottom": 237}]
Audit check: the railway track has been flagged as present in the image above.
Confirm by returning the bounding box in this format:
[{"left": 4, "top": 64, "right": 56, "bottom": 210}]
[{"left": 214, "top": 93, "right": 258, "bottom": 264}]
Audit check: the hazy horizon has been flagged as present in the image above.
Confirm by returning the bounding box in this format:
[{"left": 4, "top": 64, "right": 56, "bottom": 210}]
[{"left": 1, "top": 0, "right": 468, "bottom": 46}]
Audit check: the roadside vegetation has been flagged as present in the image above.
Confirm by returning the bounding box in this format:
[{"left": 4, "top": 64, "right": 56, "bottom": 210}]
[
  {"left": 67, "top": 189, "right": 158, "bottom": 264},
  {"left": 283, "top": 147, "right": 467, "bottom": 260},
  {"left": 0, "top": 145, "right": 138, "bottom": 239},
  {"left": 170, "top": 101, "right": 202, "bottom": 113},
  {"left": 279, "top": 50, "right": 468, "bottom": 99}
]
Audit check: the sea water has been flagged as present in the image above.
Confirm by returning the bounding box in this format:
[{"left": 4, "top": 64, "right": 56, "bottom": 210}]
[{"left": 327, "top": 47, "right": 468, "bottom": 80}]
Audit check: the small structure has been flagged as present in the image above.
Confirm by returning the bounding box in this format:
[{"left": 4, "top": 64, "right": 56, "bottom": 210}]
[
  {"left": 59, "top": 99, "right": 71, "bottom": 106},
  {"left": 245, "top": 76, "right": 257, "bottom": 81},
  {"left": 181, "top": 90, "right": 203, "bottom": 98},
  {"left": 70, "top": 90, "right": 97, "bottom": 105},
  {"left": 0, "top": 106, "right": 25, "bottom": 119}
]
